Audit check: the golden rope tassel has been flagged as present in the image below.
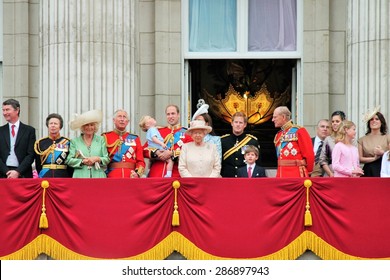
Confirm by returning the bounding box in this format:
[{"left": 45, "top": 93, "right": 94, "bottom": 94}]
[
  {"left": 304, "top": 179, "right": 312, "bottom": 226},
  {"left": 39, "top": 180, "right": 50, "bottom": 229},
  {"left": 172, "top": 180, "right": 181, "bottom": 226}
]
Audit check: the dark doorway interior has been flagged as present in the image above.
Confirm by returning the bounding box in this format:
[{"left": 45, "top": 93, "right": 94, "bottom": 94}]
[{"left": 189, "top": 59, "right": 295, "bottom": 167}]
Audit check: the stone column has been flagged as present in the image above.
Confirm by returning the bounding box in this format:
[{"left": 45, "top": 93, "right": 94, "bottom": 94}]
[
  {"left": 347, "top": 0, "right": 390, "bottom": 136},
  {"left": 2, "top": 0, "right": 39, "bottom": 127},
  {"left": 39, "top": 0, "right": 136, "bottom": 138}
]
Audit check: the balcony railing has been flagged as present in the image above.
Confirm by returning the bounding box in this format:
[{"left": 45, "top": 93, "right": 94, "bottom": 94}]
[{"left": 1, "top": 177, "right": 389, "bottom": 260}]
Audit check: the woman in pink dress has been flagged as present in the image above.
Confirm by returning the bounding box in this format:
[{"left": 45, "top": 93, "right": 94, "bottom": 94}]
[{"left": 332, "top": 120, "right": 364, "bottom": 177}]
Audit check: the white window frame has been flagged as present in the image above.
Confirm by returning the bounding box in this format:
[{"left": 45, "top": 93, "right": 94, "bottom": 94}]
[
  {"left": 0, "top": 0, "right": 2, "bottom": 62},
  {"left": 181, "top": 0, "right": 303, "bottom": 125},
  {"left": 0, "top": 0, "right": 3, "bottom": 107}
]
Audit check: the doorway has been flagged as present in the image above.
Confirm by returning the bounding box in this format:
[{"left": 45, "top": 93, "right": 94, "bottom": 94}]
[{"left": 188, "top": 59, "right": 296, "bottom": 167}]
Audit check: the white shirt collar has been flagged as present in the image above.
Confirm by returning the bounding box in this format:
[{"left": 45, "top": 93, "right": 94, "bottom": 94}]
[
  {"left": 9, "top": 120, "right": 20, "bottom": 129},
  {"left": 247, "top": 164, "right": 255, "bottom": 169}
]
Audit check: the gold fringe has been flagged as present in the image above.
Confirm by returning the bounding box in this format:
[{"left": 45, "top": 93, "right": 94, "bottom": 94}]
[
  {"left": 172, "top": 180, "right": 181, "bottom": 226},
  {"left": 1, "top": 231, "right": 390, "bottom": 260}
]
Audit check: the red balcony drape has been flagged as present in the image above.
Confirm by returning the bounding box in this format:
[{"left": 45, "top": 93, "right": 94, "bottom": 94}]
[{"left": 0, "top": 178, "right": 389, "bottom": 260}]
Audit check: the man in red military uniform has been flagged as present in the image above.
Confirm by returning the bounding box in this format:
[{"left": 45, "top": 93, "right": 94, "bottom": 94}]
[
  {"left": 103, "top": 109, "right": 145, "bottom": 178},
  {"left": 143, "top": 105, "right": 192, "bottom": 177},
  {"left": 272, "top": 106, "right": 314, "bottom": 177}
]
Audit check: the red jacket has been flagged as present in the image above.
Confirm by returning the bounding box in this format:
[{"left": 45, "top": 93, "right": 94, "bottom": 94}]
[
  {"left": 274, "top": 121, "right": 314, "bottom": 177},
  {"left": 103, "top": 131, "right": 145, "bottom": 178}
]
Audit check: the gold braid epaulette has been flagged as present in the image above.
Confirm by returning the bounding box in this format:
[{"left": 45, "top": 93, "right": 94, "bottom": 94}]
[
  {"left": 104, "top": 136, "right": 122, "bottom": 157},
  {"left": 223, "top": 135, "right": 253, "bottom": 161},
  {"left": 246, "top": 134, "right": 258, "bottom": 140},
  {"left": 34, "top": 138, "right": 69, "bottom": 164},
  {"left": 164, "top": 133, "right": 174, "bottom": 151}
]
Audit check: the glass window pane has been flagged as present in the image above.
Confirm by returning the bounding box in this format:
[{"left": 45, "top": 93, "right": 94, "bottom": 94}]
[
  {"left": 248, "top": 0, "right": 297, "bottom": 51},
  {"left": 189, "top": 0, "right": 237, "bottom": 52}
]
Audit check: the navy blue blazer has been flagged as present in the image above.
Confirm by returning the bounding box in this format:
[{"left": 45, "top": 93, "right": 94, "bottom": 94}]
[
  {"left": 0, "top": 122, "right": 36, "bottom": 178},
  {"left": 237, "top": 165, "right": 267, "bottom": 178}
]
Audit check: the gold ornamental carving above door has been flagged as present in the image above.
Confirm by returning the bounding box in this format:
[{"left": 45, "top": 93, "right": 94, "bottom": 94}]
[{"left": 202, "top": 83, "right": 290, "bottom": 125}]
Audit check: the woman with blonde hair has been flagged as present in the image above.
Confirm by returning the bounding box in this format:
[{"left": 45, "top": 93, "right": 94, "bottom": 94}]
[
  {"left": 319, "top": 110, "right": 346, "bottom": 177},
  {"left": 332, "top": 120, "right": 364, "bottom": 177}
]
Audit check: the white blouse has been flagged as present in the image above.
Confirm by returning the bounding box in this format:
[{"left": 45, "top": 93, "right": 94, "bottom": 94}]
[{"left": 380, "top": 151, "right": 390, "bottom": 177}]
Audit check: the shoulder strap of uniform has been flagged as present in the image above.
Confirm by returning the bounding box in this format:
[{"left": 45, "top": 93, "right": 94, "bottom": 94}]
[
  {"left": 223, "top": 135, "right": 254, "bottom": 161},
  {"left": 246, "top": 134, "right": 258, "bottom": 140}
]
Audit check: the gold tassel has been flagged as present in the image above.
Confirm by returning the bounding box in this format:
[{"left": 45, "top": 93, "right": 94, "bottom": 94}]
[
  {"left": 39, "top": 180, "right": 50, "bottom": 229},
  {"left": 39, "top": 212, "right": 48, "bottom": 229},
  {"left": 172, "top": 209, "right": 179, "bottom": 226},
  {"left": 305, "top": 210, "right": 312, "bottom": 226},
  {"left": 304, "top": 179, "right": 312, "bottom": 227},
  {"left": 172, "top": 180, "right": 181, "bottom": 226}
]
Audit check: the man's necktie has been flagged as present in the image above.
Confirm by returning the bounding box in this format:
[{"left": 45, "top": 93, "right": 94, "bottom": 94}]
[
  {"left": 11, "top": 125, "right": 15, "bottom": 137},
  {"left": 315, "top": 141, "right": 323, "bottom": 163},
  {"left": 248, "top": 166, "right": 252, "bottom": 178}
]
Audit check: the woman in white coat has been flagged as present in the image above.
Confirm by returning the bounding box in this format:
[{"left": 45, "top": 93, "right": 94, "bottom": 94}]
[{"left": 178, "top": 120, "right": 221, "bottom": 177}]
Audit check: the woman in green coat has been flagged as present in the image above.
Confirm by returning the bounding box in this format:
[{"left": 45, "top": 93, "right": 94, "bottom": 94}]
[{"left": 66, "top": 110, "right": 110, "bottom": 178}]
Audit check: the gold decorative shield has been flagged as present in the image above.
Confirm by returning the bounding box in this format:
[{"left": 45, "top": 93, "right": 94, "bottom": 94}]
[{"left": 202, "top": 84, "right": 290, "bottom": 125}]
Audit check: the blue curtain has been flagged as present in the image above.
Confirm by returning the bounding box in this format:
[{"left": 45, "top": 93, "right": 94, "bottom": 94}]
[{"left": 189, "top": 0, "right": 237, "bottom": 52}]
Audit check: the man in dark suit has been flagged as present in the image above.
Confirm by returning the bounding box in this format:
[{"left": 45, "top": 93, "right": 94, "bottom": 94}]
[
  {"left": 310, "top": 119, "right": 330, "bottom": 177},
  {"left": 237, "top": 145, "right": 266, "bottom": 178},
  {"left": 0, "top": 99, "right": 36, "bottom": 178}
]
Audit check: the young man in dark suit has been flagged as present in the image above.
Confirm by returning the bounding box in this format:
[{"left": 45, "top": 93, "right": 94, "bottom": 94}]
[
  {"left": 237, "top": 145, "right": 266, "bottom": 178},
  {"left": 0, "top": 99, "right": 36, "bottom": 178}
]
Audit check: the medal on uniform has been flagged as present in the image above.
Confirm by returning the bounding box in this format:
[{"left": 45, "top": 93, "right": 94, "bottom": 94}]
[
  {"left": 130, "top": 139, "right": 136, "bottom": 146},
  {"left": 177, "top": 140, "right": 183, "bottom": 147}
]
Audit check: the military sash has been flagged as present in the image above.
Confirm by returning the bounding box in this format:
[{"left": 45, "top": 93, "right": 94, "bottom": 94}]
[
  {"left": 111, "top": 134, "right": 138, "bottom": 162},
  {"left": 164, "top": 128, "right": 186, "bottom": 150},
  {"left": 223, "top": 135, "right": 253, "bottom": 161},
  {"left": 275, "top": 127, "right": 299, "bottom": 158}
]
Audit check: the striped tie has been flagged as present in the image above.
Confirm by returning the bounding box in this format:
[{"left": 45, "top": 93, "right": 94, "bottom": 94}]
[
  {"left": 315, "top": 141, "right": 323, "bottom": 163},
  {"left": 248, "top": 166, "right": 252, "bottom": 178}
]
